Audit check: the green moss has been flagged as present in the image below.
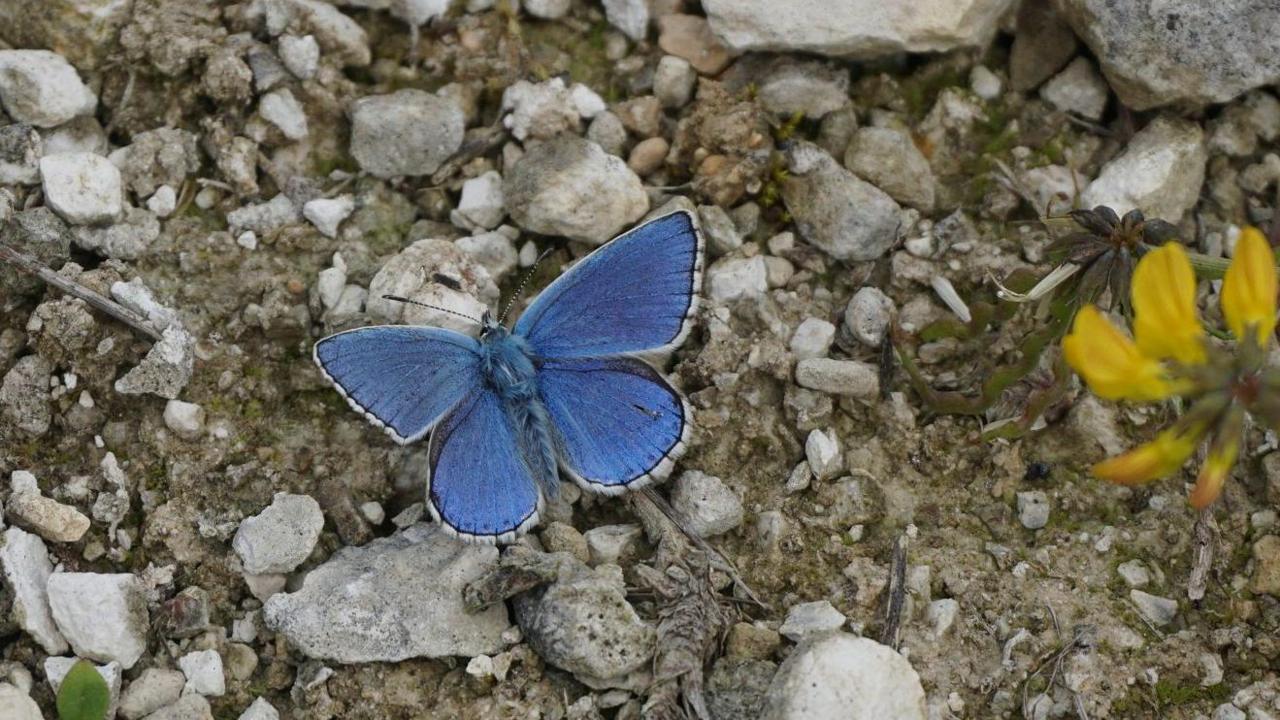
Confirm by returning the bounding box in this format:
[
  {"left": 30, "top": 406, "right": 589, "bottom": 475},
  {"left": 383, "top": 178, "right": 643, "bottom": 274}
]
[{"left": 1152, "top": 680, "right": 1231, "bottom": 708}]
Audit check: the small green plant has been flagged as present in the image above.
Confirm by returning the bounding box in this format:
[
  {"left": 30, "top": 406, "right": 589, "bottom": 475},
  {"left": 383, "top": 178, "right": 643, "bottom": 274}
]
[{"left": 56, "top": 660, "right": 110, "bottom": 720}]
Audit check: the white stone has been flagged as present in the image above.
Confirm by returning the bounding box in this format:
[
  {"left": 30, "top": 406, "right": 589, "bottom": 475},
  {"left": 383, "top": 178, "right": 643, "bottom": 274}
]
[
  {"left": 178, "top": 649, "right": 226, "bottom": 697},
  {"left": 40, "top": 152, "right": 124, "bottom": 225},
  {"left": 6, "top": 491, "right": 91, "bottom": 543},
  {"left": 790, "top": 318, "right": 836, "bottom": 360},
  {"left": 46, "top": 572, "right": 149, "bottom": 669},
  {"left": 501, "top": 78, "right": 583, "bottom": 142},
  {"left": 583, "top": 524, "right": 645, "bottom": 566},
  {"left": 456, "top": 231, "right": 518, "bottom": 283},
  {"left": 0, "top": 527, "right": 68, "bottom": 654},
  {"left": 278, "top": 34, "right": 320, "bottom": 79},
  {"left": 763, "top": 633, "right": 926, "bottom": 720},
  {"left": 703, "top": 0, "right": 1014, "bottom": 59},
  {"left": 523, "top": 0, "right": 570, "bottom": 19},
  {"left": 110, "top": 278, "right": 180, "bottom": 332},
  {"left": 1016, "top": 491, "right": 1050, "bottom": 530},
  {"left": 232, "top": 493, "right": 324, "bottom": 574},
  {"left": 359, "top": 501, "right": 385, "bottom": 525},
  {"left": 239, "top": 697, "right": 280, "bottom": 720},
  {"left": 119, "top": 668, "right": 185, "bottom": 720},
  {"left": 259, "top": 88, "right": 309, "bottom": 140},
  {"left": 1040, "top": 57, "right": 1109, "bottom": 120},
  {"left": 603, "top": 0, "right": 649, "bottom": 41},
  {"left": 0, "top": 50, "right": 97, "bottom": 127},
  {"left": 795, "top": 359, "right": 879, "bottom": 399},
  {"left": 146, "top": 185, "right": 177, "bottom": 218},
  {"left": 653, "top": 56, "right": 696, "bottom": 109},
  {"left": 163, "top": 400, "right": 206, "bottom": 441},
  {"left": 316, "top": 264, "right": 347, "bottom": 310},
  {"left": 1082, "top": 117, "right": 1207, "bottom": 223},
  {"left": 844, "top": 287, "right": 894, "bottom": 346},
  {"left": 0, "top": 683, "right": 42, "bottom": 720},
  {"left": 669, "top": 471, "right": 743, "bottom": 537},
  {"left": 453, "top": 171, "right": 506, "bottom": 231},
  {"left": 237, "top": 231, "right": 258, "bottom": 250},
  {"left": 926, "top": 598, "right": 959, "bottom": 637},
  {"left": 969, "top": 65, "right": 1002, "bottom": 101},
  {"left": 707, "top": 256, "right": 768, "bottom": 302},
  {"left": 302, "top": 195, "right": 354, "bottom": 238},
  {"left": 569, "top": 84, "right": 606, "bottom": 119},
  {"left": 805, "top": 428, "right": 842, "bottom": 481},
  {"left": 1130, "top": 589, "right": 1178, "bottom": 626},
  {"left": 10, "top": 470, "right": 37, "bottom": 494},
  {"left": 779, "top": 600, "right": 847, "bottom": 642},
  {"left": 350, "top": 89, "right": 465, "bottom": 178},
  {"left": 1117, "top": 560, "right": 1150, "bottom": 587}
]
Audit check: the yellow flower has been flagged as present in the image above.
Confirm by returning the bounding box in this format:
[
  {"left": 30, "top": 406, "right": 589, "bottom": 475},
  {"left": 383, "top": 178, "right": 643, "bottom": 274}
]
[
  {"left": 1062, "top": 231, "right": 1279, "bottom": 509},
  {"left": 1092, "top": 425, "right": 1202, "bottom": 486},
  {"left": 1131, "top": 242, "right": 1205, "bottom": 365},
  {"left": 1222, "top": 226, "right": 1277, "bottom": 347},
  {"left": 1062, "top": 305, "right": 1175, "bottom": 402}
]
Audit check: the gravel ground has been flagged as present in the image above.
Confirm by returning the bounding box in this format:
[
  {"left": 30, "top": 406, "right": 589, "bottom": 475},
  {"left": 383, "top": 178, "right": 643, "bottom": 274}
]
[{"left": 2, "top": 1, "right": 1280, "bottom": 719}]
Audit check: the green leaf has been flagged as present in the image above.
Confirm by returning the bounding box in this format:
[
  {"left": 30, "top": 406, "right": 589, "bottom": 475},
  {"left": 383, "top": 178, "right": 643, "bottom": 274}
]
[{"left": 56, "top": 660, "right": 110, "bottom": 720}]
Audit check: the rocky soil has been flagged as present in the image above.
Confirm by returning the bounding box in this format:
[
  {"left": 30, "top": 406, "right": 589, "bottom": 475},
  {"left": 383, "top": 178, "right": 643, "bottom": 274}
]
[{"left": 1, "top": 1, "right": 1280, "bottom": 719}]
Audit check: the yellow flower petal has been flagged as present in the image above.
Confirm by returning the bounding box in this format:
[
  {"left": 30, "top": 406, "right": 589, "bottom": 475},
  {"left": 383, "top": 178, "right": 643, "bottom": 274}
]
[
  {"left": 1062, "top": 305, "right": 1174, "bottom": 402},
  {"left": 1222, "top": 226, "right": 1277, "bottom": 347},
  {"left": 1189, "top": 442, "right": 1237, "bottom": 509},
  {"left": 1092, "top": 426, "right": 1201, "bottom": 486},
  {"left": 1131, "top": 242, "right": 1205, "bottom": 365}
]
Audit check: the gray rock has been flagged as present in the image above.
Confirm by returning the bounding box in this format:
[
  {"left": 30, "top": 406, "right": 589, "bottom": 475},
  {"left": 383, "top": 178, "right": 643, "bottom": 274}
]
[
  {"left": 178, "top": 649, "right": 224, "bottom": 697},
  {"left": 110, "top": 127, "right": 200, "bottom": 197},
  {"left": 147, "top": 185, "right": 177, "bottom": 218},
  {"left": 969, "top": 65, "right": 1002, "bottom": 101},
  {"left": 697, "top": 204, "right": 742, "bottom": 256},
  {"left": 926, "top": 598, "right": 959, "bottom": 637},
  {"left": 501, "top": 78, "right": 587, "bottom": 142},
  {"left": 278, "top": 34, "right": 320, "bottom": 79},
  {"left": 703, "top": 0, "right": 1014, "bottom": 58},
  {"left": 238, "top": 698, "right": 280, "bottom": 720},
  {"left": 653, "top": 55, "right": 696, "bottom": 109},
  {"left": 252, "top": 0, "right": 370, "bottom": 67},
  {"left": 1130, "top": 589, "right": 1177, "bottom": 626},
  {"left": 163, "top": 400, "right": 206, "bottom": 441},
  {"left": 844, "top": 287, "right": 894, "bottom": 347},
  {"left": 227, "top": 194, "right": 301, "bottom": 236},
  {"left": 1040, "top": 57, "right": 1108, "bottom": 120},
  {"left": 46, "top": 572, "right": 149, "bottom": 669},
  {"left": 779, "top": 600, "right": 846, "bottom": 642},
  {"left": 790, "top": 318, "right": 836, "bottom": 361},
  {"left": 0, "top": 683, "right": 42, "bottom": 720},
  {"left": 365, "top": 237, "right": 498, "bottom": 332},
  {"left": 1, "top": 355, "right": 52, "bottom": 436},
  {"left": 783, "top": 141, "right": 900, "bottom": 262},
  {"left": 1009, "top": 1, "right": 1078, "bottom": 91},
  {"left": 74, "top": 207, "right": 160, "bottom": 260},
  {"left": 1016, "top": 491, "right": 1050, "bottom": 530},
  {"left": 452, "top": 171, "right": 505, "bottom": 231},
  {"left": 583, "top": 524, "right": 645, "bottom": 566},
  {"left": 350, "top": 89, "right": 465, "bottom": 178},
  {"left": 763, "top": 633, "right": 926, "bottom": 720},
  {"left": 302, "top": 195, "right": 354, "bottom": 239},
  {"left": 586, "top": 111, "right": 628, "bottom": 157},
  {"left": 0, "top": 50, "right": 96, "bottom": 127},
  {"left": 1212, "top": 704, "right": 1247, "bottom": 720},
  {"left": 40, "top": 152, "right": 123, "bottom": 225},
  {"left": 0, "top": 207, "right": 72, "bottom": 298},
  {"left": 758, "top": 60, "right": 851, "bottom": 119},
  {"left": 795, "top": 358, "right": 879, "bottom": 399},
  {"left": 0, "top": 527, "right": 68, "bottom": 654},
  {"left": 139, "top": 694, "right": 213, "bottom": 720},
  {"left": 0, "top": 124, "right": 42, "bottom": 184},
  {"left": 456, "top": 231, "right": 518, "bottom": 283},
  {"left": 114, "top": 325, "right": 195, "bottom": 400},
  {"left": 6, "top": 491, "right": 90, "bottom": 543},
  {"left": 603, "top": 0, "right": 648, "bottom": 40},
  {"left": 514, "top": 560, "right": 655, "bottom": 689},
  {"left": 1116, "top": 560, "right": 1150, "bottom": 588},
  {"left": 263, "top": 524, "right": 510, "bottom": 662},
  {"left": 804, "top": 428, "right": 842, "bottom": 481},
  {"left": 110, "top": 278, "right": 180, "bottom": 332},
  {"left": 504, "top": 136, "right": 648, "bottom": 245},
  {"left": 707, "top": 255, "right": 767, "bottom": 302},
  {"left": 844, "top": 127, "right": 935, "bottom": 212},
  {"left": 707, "top": 659, "right": 778, "bottom": 720},
  {"left": 669, "top": 470, "right": 744, "bottom": 537},
  {"left": 1059, "top": 0, "right": 1280, "bottom": 110},
  {"left": 523, "top": 0, "right": 569, "bottom": 19},
  {"left": 119, "top": 668, "right": 185, "bottom": 720},
  {"left": 233, "top": 493, "right": 323, "bottom": 575},
  {"left": 259, "top": 88, "right": 309, "bottom": 141},
  {"left": 1081, "top": 117, "right": 1207, "bottom": 223}
]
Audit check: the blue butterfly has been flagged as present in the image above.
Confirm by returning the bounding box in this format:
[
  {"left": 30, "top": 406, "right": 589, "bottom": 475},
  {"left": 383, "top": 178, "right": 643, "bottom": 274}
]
[{"left": 314, "top": 211, "right": 705, "bottom": 543}]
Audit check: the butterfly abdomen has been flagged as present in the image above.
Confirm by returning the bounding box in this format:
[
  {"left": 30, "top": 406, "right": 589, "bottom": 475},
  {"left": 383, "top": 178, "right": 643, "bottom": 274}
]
[{"left": 480, "top": 330, "right": 560, "bottom": 497}]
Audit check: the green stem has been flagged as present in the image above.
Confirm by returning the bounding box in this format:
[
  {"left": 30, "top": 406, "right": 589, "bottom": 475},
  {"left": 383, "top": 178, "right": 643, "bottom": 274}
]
[{"left": 1186, "top": 252, "right": 1230, "bottom": 280}]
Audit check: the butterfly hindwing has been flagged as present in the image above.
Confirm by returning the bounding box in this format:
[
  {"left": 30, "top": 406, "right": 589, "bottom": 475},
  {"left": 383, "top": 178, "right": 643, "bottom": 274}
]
[
  {"left": 427, "top": 387, "right": 543, "bottom": 543},
  {"left": 313, "top": 325, "right": 481, "bottom": 444},
  {"left": 537, "top": 356, "right": 689, "bottom": 493},
  {"left": 513, "top": 210, "right": 704, "bottom": 359}
]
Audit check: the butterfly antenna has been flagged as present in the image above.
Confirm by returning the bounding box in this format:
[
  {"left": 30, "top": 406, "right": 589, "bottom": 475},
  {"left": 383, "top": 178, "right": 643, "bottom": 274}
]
[
  {"left": 381, "top": 295, "right": 483, "bottom": 325},
  {"left": 498, "top": 247, "right": 555, "bottom": 325}
]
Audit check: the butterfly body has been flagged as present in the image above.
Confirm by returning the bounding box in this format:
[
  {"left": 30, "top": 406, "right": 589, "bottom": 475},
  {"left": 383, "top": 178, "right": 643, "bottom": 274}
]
[{"left": 314, "top": 211, "right": 704, "bottom": 543}]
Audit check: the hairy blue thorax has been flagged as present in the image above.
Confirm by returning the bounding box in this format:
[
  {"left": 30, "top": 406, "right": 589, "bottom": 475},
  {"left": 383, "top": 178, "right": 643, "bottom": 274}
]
[{"left": 478, "top": 323, "right": 560, "bottom": 497}]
